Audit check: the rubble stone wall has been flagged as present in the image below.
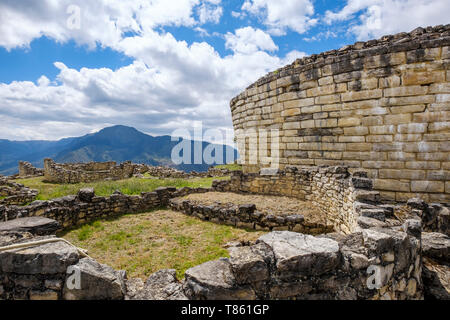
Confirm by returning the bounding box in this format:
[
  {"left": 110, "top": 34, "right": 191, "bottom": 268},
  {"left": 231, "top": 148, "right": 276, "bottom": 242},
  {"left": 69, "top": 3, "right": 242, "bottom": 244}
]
[
  {"left": 230, "top": 25, "right": 450, "bottom": 204},
  {"left": 0, "top": 177, "right": 38, "bottom": 206},
  {"left": 43, "top": 158, "right": 234, "bottom": 183},
  {"left": 212, "top": 166, "right": 378, "bottom": 234},
  {"left": 0, "top": 186, "right": 210, "bottom": 229},
  {"left": 18, "top": 161, "right": 44, "bottom": 178},
  {"left": 43, "top": 158, "right": 136, "bottom": 184}
]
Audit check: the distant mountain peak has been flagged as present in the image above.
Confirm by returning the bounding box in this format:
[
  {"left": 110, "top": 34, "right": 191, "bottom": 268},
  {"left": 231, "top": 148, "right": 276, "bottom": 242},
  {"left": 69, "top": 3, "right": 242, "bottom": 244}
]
[{"left": 0, "top": 125, "right": 238, "bottom": 175}]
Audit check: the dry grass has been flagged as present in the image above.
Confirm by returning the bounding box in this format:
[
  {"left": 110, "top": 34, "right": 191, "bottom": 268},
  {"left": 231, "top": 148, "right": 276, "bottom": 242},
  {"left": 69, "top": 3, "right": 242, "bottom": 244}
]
[{"left": 59, "top": 209, "right": 264, "bottom": 279}]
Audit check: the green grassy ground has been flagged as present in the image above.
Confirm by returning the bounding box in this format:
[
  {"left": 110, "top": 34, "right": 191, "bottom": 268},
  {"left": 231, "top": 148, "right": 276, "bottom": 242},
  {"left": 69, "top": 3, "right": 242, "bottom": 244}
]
[
  {"left": 60, "top": 209, "right": 263, "bottom": 279},
  {"left": 214, "top": 163, "right": 242, "bottom": 171},
  {"left": 16, "top": 176, "right": 229, "bottom": 200}
]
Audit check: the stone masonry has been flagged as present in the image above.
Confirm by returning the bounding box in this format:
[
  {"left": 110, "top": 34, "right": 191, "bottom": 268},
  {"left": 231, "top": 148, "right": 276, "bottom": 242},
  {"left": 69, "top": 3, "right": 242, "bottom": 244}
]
[{"left": 230, "top": 25, "right": 450, "bottom": 203}]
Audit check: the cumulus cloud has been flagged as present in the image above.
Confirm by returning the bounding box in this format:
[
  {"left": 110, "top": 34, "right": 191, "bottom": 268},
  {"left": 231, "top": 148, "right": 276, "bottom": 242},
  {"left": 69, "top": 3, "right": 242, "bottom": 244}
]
[
  {"left": 0, "top": 0, "right": 222, "bottom": 50},
  {"left": 225, "top": 27, "right": 278, "bottom": 54},
  {"left": 197, "top": 2, "right": 223, "bottom": 24},
  {"left": 241, "top": 0, "right": 318, "bottom": 35},
  {"left": 0, "top": 26, "right": 291, "bottom": 140},
  {"left": 325, "top": 0, "right": 450, "bottom": 40}
]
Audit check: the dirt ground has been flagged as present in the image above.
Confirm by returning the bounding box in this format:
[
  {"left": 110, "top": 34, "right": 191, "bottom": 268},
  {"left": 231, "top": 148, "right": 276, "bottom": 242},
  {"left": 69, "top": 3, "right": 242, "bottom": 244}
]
[{"left": 182, "top": 192, "right": 326, "bottom": 225}]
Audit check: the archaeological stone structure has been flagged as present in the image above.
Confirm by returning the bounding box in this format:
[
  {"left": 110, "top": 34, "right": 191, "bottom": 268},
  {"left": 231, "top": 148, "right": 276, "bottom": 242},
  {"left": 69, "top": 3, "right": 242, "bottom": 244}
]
[
  {"left": 0, "top": 165, "right": 449, "bottom": 300},
  {"left": 0, "top": 25, "right": 449, "bottom": 301},
  {"left": 41, "top": 158, "right": 233, "bottom": 184},
  {"left": 43, "top": 158, "right": 136, "bottom": 183},
  {"left": 230, "top": 25, "right": 450, "bottom": 204},
  {"left": 18, "top": 161, "right": 43, "bottom": 178}
]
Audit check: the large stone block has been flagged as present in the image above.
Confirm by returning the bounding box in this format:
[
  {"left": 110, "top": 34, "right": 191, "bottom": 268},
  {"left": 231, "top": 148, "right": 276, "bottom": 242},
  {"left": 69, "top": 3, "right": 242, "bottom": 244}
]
[
  {"left": 257, "top": 231, "right": 340, "bottom": 278},
  {"left": 63, "top": 257, "right": 126, "bottom": 300},
  {"left": 0, "top": 239, "right": 80, "bottom": 274},
  {"left": 184, "top": 258, "right": 256, "bottom": 300}
]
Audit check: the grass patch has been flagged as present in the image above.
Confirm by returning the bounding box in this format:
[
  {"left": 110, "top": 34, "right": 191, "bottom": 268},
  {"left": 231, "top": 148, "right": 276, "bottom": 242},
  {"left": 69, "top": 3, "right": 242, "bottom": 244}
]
[
  {"left": 60, "top": 209, "right": 264, "bottom": 279},
  {"left": 15, "top": 176, "right": 230, "bottom": 201},
  {"left": 214, "top": 163, "right": 242, "bottom": 171}
]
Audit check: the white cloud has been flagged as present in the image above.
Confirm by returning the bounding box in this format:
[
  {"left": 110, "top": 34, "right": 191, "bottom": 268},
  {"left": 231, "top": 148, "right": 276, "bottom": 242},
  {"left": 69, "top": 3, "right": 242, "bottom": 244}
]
[
  {"left": 325, "top": 0, "right": 450, "bottom": 40},
  {"left": 0, "top": 0, "right": 221, "bottom": 50},
  {"left": 241, "top": 0, "right": 318, "bottom": 35},
  {"left": 225, "top": 27, "right": 278, "bottom": 54},
  {"left": 0, "top": 30, "right": 291, "bottom": 140},
  {"left": 0, "top": 0, "right": 313, "bottom": 141}
]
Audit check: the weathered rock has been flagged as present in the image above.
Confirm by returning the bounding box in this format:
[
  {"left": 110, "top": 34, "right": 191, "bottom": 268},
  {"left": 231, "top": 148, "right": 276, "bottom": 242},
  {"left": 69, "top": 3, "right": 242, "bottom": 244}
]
[
  {"left": 0, "top": 217, "right": 59, "bottom": 236},
  {"left": 228, "top": 243, "right": 273, "bottom": 284},
  {"left": 63, "top": 257, "right": 126, "bottom": 300},
  {"left": 126, "top": 269, "right": 187, "bottom": 300},
  {"left": 184, "top": 258, "right": 256, "bottom": 300},
  {"left": 77, "top": 188, "right": 95, "bottom": 202},
  {"left": 422, "top": 258, "right": 450, "bottom": 300},
  {"left": 422, "top": 232, "right": 450, "bottom": 263},
  {"left": 357, "top": 216, "right": 387, "bottom": 229},
  {"left": 257, "top": 231, "right": 340, "bottom": 278},
  {"left": 0, "top": 239, "right": 80, "bottom": 274}
]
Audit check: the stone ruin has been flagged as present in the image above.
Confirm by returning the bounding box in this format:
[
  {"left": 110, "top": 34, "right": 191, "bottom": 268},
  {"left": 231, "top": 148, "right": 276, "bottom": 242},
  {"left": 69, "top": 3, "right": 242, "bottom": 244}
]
[
  {"left": 28, "top": 158, "right": 234, "bottom": 184},
  {"left": 230, "top": 24, "right": 450, "bottom": 204},
  {"left": 18, "top": 161, "right": 44, "bottom": 178},
  {"left": 0, "top": 25, "right": 449, "bottom": 300},
  {"left": 43, "top": 158, "right": 136, "bottom": 183},
  {"left": 0, "top": 165, "right": 448, "bottom": 300},
  {"left": 0, "top": 177, "right": 37, "bottom": 206}
]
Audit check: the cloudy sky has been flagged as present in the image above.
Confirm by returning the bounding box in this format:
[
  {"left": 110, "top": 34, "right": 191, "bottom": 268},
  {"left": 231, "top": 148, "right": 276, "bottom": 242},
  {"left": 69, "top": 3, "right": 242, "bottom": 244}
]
[{"left": 0, "top": 0, "right": 449, "bottom": 142}]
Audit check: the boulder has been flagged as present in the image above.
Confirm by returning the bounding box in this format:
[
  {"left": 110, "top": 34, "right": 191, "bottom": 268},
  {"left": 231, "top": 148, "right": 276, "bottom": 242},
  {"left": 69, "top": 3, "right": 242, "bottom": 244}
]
[
  {"left": 422, "top": 258, "right": 450, "bottom": 300},
  {"left": 77, "top": 188, "right": 95, "bottom": 202},
  {"left": 184, "top": 258, "right": 256, "bottom": 300},
  {"left": 257, "top": 231, "right": 340, "bottom": 278},
  {"left": 422, "top": 232, "right": 450, "bottom": 263},
  {"left": 0, "top": 238, "right": 80, "bottom": 274},
  {"left": 63, "top": 257, "right": 126, "bottom": 300},
  {"left": 228, "top": 243, "right": 274, "bottom": 284},
  {"left": 0, "top": 217, "right": 59, "bottom": 236}
]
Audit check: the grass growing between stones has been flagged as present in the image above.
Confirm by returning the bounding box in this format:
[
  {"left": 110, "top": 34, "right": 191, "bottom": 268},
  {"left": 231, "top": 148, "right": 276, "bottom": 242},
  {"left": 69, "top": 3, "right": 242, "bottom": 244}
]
[
  {"left": 15, "top": 176, "right": 230, "bottom": 201},
  {"left": 59, "top": 209, "right": 264, "bottom": 279}
]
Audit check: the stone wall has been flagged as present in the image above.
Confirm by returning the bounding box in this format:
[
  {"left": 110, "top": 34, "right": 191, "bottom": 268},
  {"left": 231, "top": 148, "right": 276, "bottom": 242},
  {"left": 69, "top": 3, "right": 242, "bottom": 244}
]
[
  {"left": 1, "top": 171, "right": 448, "bottom": 300},
  {"left": 211, "top": 166, "right": 378, "bottom": 234},
  {"left": 43, "top": 158, "right": 136, "bottom": 183},
  {"left": 0, "top": 177, "right": 37, "bottom": 206},
  {"left": 0, "top": 186, "right": 210, "bottom": 228},
  {"left": 0, "top": 221, "right": 426, "bottom": 300},
  {"left": 18, "top": 161, "right": 44, "bottom": 178},
  {"left": 43, "top": 158, "right": 233, "bottom": 183},
  {"left": 230, "top": 25, "right": 450, "bottom": 204}
]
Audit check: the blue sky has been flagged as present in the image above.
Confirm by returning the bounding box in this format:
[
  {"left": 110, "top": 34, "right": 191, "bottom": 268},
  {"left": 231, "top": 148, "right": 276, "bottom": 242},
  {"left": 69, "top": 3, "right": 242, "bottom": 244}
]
[{"left": 0, "top": 0, "right": 448, "bottom": 141}]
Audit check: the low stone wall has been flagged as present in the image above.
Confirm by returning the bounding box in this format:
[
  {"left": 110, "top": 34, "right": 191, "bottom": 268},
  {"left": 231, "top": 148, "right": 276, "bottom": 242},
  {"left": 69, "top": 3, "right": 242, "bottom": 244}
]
[
  {"left": 18, "top": 161, "right": 44, "bottom": 178},
  {"left": 212, "top": 166, "right": 379, "bottom": 234},
  {"left": 44, "top": 158, "right": 136, "bottom": 183},
  {"left": 0, "top": 186, "right": 210, "bottom": 229},
  {"left": 43, "top": 158, "right": 234, "bottom": 183},
  {"left": 136, "top": 164, "right": 235, "bottom": 179},
  {"left": 0, "top": 220, "right": 426, "bottom": 300},
  {"left": 0, "top": 166, "right": 447, "bottom": 300},
  {"left": 169, "top": 198, "right": 330, "bottom": 234},
  {"left": 0, "top": 178, "right": 38, "bottom": 206}
]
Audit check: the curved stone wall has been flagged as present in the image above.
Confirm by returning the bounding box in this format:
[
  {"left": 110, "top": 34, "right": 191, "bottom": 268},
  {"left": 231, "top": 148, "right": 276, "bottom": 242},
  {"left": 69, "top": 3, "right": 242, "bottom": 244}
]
[{"left": 230, "top": 25, "right": 450, "bottom": 203}]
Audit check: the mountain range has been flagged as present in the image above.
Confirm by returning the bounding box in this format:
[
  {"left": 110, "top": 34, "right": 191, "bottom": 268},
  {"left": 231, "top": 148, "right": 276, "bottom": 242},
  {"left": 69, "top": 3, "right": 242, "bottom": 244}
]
[{"left": 0, "top": 125, "right": 238, "bottom": 175}]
